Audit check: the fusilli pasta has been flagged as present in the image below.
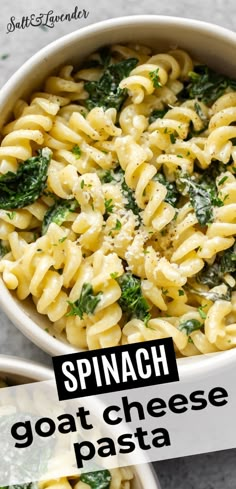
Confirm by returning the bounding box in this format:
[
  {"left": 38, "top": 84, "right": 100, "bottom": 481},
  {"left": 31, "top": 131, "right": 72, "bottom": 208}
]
[{"left": 1, "top": 44, "right": 236, "bottom": 356}]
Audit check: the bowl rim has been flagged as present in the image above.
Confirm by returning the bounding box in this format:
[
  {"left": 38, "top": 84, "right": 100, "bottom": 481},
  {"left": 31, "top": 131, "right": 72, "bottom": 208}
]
[
  {"left": 1, "top": 14, "right": 236, "bottom": 107},
  {"left": 0, "top": 353, "right": 53, "bottom": 381},
  {"left": 1, "top": 14, "right": 236, "bottom": 379}
]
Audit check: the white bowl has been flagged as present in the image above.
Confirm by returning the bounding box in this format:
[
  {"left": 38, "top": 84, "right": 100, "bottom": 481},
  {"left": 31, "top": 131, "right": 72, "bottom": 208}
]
[
  {"left": 0, "top": 354, "right": 52, "bottom": 383},
  {"left": 0, "top": 355, "right": 161, "bottom": 489},
  {"left": 1, "top": 15, "right": 236, "bottom": 377}
]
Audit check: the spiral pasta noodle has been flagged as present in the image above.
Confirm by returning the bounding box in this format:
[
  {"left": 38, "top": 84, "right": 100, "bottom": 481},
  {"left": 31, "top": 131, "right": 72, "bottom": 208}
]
[{"left": 1, "top": 43, "right": 236, "bottom": 357}]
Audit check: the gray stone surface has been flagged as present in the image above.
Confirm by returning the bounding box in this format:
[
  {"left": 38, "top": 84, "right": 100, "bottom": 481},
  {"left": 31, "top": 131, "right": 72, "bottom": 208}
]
[{"left": 1, "top": 1, "right": 236, "bottom": 487}]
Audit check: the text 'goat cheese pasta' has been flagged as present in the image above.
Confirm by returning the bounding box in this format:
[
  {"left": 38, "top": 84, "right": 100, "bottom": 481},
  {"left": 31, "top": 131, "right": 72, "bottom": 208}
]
[{"left": 1, "top": 44, "right": 236, "bottom": 356}]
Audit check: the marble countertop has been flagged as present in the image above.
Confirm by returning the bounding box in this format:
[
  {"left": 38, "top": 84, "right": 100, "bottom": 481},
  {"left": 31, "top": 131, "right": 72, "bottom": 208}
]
[{"left": 1, "top": 1, "right": 236, "bottom": 487}]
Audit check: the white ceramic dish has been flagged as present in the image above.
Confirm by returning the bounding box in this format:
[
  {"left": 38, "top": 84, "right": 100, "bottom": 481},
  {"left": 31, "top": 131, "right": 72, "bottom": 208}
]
[
  {"left": 1, "top": 15, "right": 236, "bottom": 377},
  {"left": 0, "top": 354, "right": 52, "bottom": 383},
  {"left": 0, "top": 355, "right": 161, "bottom": 489}
]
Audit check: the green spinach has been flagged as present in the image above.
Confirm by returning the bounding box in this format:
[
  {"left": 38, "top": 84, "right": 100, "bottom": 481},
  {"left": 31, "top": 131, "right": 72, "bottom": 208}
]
[
  {"left": 42, "top": 199, "right": 78, "bottom": 235},
  {"left": 0, "top": 148, "right": 51, "bottom": 210},
  {"left": 197, "top": 244, "right": 236, "bottom": 287},
  {"left": 85, "top": 58, "right": 138, "bottom": 112},
  {"left": 177, "top": 174, "right": 223, "bottom": 226},
  {"left": 80, "top": 470, "right": 111, "bottom": 489},
  {"left": 194, "top": 102, "right": 207, "bottom": 122},
  {"left": 121, "top": 177, "right": 142, "bottom": 221},
  {"left": 186, "top": 65, "right": 236, "bottom": 105},
  {"left": 201, "top": 161, "right": 228, "bottom": 181},
  {"left": 98, "top": 168, "right": 142, "bottom": 221},
  {"left": 178, "top": 319, "right": 202, "bottom": 336},
  {"left": 98, "top": 169, "right": 117, "bottom": 184},
  {"left": 149, "top": 108, "right": 168, "bottom": 124},
  {"left": 220, "top": 245, "right": 236, "bottom": 274},
  {"left": 154, "top": 173, "right": 180, "bottom": 207},
  {"left": 118, "top": 273, "right": 151, "bottom": 325},
  {"left": 186, "top": 102, "right": 209, "bottom": 138},
  {"left": 197, "top": 263, "right": 221, "bottom": 288},
  {"left": 67, "top": 283, "right": 103, "bottom": 319}
]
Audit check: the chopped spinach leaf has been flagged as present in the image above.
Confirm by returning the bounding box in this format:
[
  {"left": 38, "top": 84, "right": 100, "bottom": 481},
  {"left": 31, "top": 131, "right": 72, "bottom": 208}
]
[
  {"left": 85, "top": 58, "right": 138, "bottom": 112},
  {"left": 67, "top": 283, "right": 103, "bottom": 319},
  {"left": 194, "top": 102, "right": 207, "bottom": 121},
  {"left": 98, "top": 169, "right": 117, "bottom": 183},
  {"left": 80, "top": 470, "right": 112, "bottom": 489},
  {"left": 201, "top": 161, "right": 229, "bottom": 181},
  {"left": 177, "top": 174, "right": 223, "bottom": 226},
  {"left": 42, "top": 199, "right": 78, "bottom": 235},
  {"left": 121, "top": 177, "right": 142, "bottom": 221},
  {"left": 1, "top": 484, "right": 38, "bottom": 489},
  {"left": 178, "top": 318, "right": 202, "bottom": 336},
  {"left": 184, "top": 102, "right": 209, "bottom": 138},
  {"left": 0, "top": 148, "right": 51, "bottom": 210},
  {"left": 118, "top": 273, "right": 151, "bottom": 325},
  {"left": 177, "top": 176, "right": 212, "bottom": 225},
  {"left": 199, "top": 176, "right": 224, "bottom": 208},
  {"left": 197, "top": 244, "right": 236, "bottom": 287},
  {"left": 154, "top": 172, "right": 180, "bottom": 207},
  {"left": 98, "top": 167, "right": 142, "bottom": 221},
  {"left": 197, "top": 262, "right": 221, "bottom": 288},
  {"left": 99, "top": 47, "right": 112, "bottom": 68},
  {"left": 186, "top": 65, "right": 236, "bottom": 105},
  {"left": 149, "top": 108, "right": 168, "bottom": 124},
  {"left": 220, "top": 245, "right": 236, "bottom": 275}
]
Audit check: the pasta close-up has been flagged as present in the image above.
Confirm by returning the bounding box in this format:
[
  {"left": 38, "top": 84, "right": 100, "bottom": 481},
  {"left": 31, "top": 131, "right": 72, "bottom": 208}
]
[
  {"left": 38, "top": 468, "right": 134, "bottom": 489},
  {"left": 1, "top": 43, "right": 236, "bottom": 356}
]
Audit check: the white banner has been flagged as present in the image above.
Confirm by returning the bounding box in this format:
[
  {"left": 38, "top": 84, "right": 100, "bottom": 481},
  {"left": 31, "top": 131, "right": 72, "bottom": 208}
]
[{"left": 0, "top": 362, "right": 235, "bottom": 485}]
